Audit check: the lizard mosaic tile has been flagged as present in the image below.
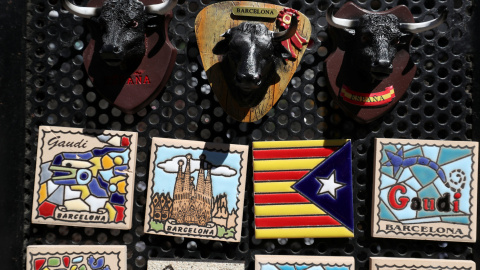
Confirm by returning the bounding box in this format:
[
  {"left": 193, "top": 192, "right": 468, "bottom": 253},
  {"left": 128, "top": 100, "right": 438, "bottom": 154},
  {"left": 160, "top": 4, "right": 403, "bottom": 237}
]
[
  {"left": 372, "top": 138, "right": 478, "bottom": 242},
  {"left": 26, "top": 245, "right": 127, "bottom": 270},
  {"left": 147, "top": 259, "right": 244, "bottom": 270},
  {"left": 31, "top": 126, "right": 137, "bottom": 229},
  {"left": 370, "top": 257, "right": 475, "bottom": 270},
  {"left": 255, "top": 255, "right": 354, "bottom": 270},
  {"left": 253, "top": 139, "right": 353, "bottom": 239},
  {"left": 144, "top": 138, "right": 248, "bottom": 242}
]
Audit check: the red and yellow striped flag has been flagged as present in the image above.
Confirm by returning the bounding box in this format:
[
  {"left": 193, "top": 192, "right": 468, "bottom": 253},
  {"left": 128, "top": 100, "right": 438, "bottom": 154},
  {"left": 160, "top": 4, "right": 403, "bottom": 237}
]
[{"left": 253, "top": 139, "right": 353, "bottom": 239}]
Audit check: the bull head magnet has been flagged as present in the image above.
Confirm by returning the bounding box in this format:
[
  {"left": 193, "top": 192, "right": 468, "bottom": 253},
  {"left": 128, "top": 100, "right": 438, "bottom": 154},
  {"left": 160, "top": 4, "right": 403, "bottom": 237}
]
[
  {"left": 62, "top": 0, "right": 178, "bottom": 113},
  {"left": 195, "top": 2, "right": 311, "bottom": 122},
  {"left": 325, "top": 3, "right": 446, "bottom": 123}
]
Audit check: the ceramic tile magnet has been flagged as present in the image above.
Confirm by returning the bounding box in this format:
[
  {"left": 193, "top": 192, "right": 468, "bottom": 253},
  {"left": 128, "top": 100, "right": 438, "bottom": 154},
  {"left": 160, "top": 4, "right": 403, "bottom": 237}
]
[
  {"left": 253, "top": 140, "right": 354, "bottom": 239},
  {"left": 26, "top": 245, "right": 127, "bottom": 270},
  {"left": 32, "top": 126, "right": 137, "bottom": 229},
  {"left": 255, "top": 255, "right": 354, "bottom": 270},
  {"left": 195, "top": 1, "right": 311, "bottom": 122},
  {"left": 148, "top": 259, "right": 244, "bottom": 270},
  {"left": 372, "top": 138, "right": 479, "bottom": 242},
  {"left": 370, "top": 257, "right": 475, "bottom": 270},
  {"left": 144, "top": 138, "right": 248, "bottom": 242}
]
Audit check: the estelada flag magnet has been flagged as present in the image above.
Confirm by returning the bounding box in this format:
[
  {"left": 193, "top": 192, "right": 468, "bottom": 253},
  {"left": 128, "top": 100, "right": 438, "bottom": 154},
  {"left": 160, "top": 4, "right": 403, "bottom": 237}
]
[{"left": 253, "top": 139, "right": 354, "bottom": 238}]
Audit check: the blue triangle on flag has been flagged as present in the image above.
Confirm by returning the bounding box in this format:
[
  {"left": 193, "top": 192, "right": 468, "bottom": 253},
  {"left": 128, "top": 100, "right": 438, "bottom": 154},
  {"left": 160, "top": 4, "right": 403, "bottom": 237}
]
[{"left": 292, "top": 141, "right": 353, "bottom": 231}]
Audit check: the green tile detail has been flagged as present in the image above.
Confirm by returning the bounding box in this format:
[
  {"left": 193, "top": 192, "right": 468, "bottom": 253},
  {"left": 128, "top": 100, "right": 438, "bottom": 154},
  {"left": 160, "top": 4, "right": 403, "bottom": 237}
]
[{"left": 47, "top": 257, "right": 60, "bottom": 267}]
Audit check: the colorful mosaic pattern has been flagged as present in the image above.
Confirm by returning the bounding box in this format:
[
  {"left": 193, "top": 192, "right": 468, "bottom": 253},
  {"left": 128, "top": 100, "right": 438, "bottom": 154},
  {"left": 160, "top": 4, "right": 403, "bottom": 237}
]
[
  {"left": 144, "top": 138, "right": 248, "bottom": 242},
  {"left": 253, "top": 140, "right": 353, "bottom": 238},
  {"left": 372, "top": 138, "right": 478, "bottom": 242},
  {"left": 26, "top": 245, "right": 127, "bottom": 270},
  {"left": 32, "top": 126, "right": 137, "bottom": 229},
  {"left": 255, "top": 255, "right": 354, "bottom": 270},
  {"left": 370, "top": 257, "right": 475, "bottom": 270}
]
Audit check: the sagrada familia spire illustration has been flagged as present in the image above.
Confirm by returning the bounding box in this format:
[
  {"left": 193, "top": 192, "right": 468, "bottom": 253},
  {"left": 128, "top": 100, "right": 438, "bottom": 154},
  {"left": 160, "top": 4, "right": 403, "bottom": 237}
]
[{"left": 171, "top": 154, "right": 213, "bottom": 226}]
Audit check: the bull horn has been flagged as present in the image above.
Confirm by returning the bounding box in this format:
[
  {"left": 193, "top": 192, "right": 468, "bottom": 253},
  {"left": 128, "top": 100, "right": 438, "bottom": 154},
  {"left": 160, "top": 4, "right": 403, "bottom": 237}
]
[
  {"left": 326, "top": 5, "right": 359, "bottom": 29},
  {"left": 272, "top": 15, "right": 298, "bottom": 42},
  {"left": 61, "top": 0, "right": 101, "bottom": 19},
  {"left": 399, "top": 11, "right": 448, "bottom": 34},
  {"left": 145, "top": 0, "right": 177, "bottom": 15}
]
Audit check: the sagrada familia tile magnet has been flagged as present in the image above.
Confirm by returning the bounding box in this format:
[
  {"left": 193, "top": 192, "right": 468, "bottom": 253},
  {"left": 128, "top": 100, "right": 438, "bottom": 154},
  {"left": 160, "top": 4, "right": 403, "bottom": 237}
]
[
  {"left": 195, "top": 1, "right": 311, "bottom": 122},
  {"left": 148, "top": 259, "right": 244, "bottom": 270},
  {"left": 26, "top": 245, "right": 127, "bottom": 270},
  {"left": 372, "top": 138, "right": 478, "bottom": 242},
  {"left": 255, "top": 255, "right": 354, "bottom": 270},
  {"left": 31, "top": 126, "right": 137, "bottom": 229},
  {"left": 253, "top": 140, "right": 353, "bottom": 239},
  {"left": 370, "top": 257, "right": 475, "bottom": 270},
  {"left": 144, "top": 138, "right": 248, "bottom": 242}
]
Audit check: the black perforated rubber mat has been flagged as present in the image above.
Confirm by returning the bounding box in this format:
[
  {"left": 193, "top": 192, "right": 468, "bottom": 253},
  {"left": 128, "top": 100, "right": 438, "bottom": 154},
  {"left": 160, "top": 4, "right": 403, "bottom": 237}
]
[{"left": 23, "top": 0, "right": 476, "bottom": 269}]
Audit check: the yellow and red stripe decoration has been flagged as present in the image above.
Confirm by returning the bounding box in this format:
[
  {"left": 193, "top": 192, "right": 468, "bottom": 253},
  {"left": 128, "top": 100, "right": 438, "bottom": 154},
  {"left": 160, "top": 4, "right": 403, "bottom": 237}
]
[
  {"left": 340, "top": 85, "right": 395, "bottom": 107},
  {"left": 253, "top": 140, "right": 353, "bottom": 239},
  {"left": 277, "top": 8, "right": 308, "bottom": 60}
]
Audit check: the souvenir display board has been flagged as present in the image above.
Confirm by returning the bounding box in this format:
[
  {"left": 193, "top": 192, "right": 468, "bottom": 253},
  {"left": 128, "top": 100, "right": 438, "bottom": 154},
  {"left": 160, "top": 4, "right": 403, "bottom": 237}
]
[{"left": 0, "top": 0, "right": 476, "bottom": 269}]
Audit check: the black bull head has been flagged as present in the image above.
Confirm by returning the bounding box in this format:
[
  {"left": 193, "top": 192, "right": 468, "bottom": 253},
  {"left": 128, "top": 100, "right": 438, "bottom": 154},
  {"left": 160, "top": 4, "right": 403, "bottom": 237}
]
[
  {"left": 61, "top": 0, "right": 177, "bottom": 67},
  {"left": 327, "top": 6, "right": 447, "bottom": 81},
  {"left": 213, "top": 16, "right": 298, "bottom": 108}
]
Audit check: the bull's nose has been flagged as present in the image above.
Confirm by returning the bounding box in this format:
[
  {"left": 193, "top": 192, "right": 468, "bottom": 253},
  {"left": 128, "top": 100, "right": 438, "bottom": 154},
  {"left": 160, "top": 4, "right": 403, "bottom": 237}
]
[
  {"left": 100, "top": 44, "right": 123, "bottom": 55},
  {"left": 236, "top": 73, "right": 261, "bottom": 85},
  {"left": 374, "top": 59, "right": 393, "bottom": 69}
]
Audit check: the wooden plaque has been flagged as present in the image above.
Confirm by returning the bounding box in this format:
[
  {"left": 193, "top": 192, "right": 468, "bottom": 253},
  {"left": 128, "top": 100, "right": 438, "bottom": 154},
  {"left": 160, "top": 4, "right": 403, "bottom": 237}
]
[
  {"left": 195, "top": 1, "right": 311, "bottom": 122},
  {"left": 83, "top": 0, "right": 177, "bottom": 113},
  {"left": 325, "top": 2, "right": 417, "bottom": 123}
]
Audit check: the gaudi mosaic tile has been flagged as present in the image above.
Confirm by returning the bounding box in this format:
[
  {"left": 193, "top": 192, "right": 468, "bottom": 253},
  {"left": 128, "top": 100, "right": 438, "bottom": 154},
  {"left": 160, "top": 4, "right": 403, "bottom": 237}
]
[
  {"left": 144, "top": 138, "right": 248, "bottom": 242},
  {"left": 147, "top": 259, "right": 244, "bottom": 270},
  {"left": 370, "top": 257, "right": 475, "bottom": 270},
  {"left": 253, "top": 140, "right": 353, "bottom": 238},
  {"left": 255, "top": 255, "right": 354, "bottom": 270},
  {"left": 372, "top": 138, "right": 478, "bottom": 242},
  {"left": 26, "top": 245, "right": 127, "bottom": 270},
  {"left": 31, "top": 126, "right": 137, "bottom": 229}
]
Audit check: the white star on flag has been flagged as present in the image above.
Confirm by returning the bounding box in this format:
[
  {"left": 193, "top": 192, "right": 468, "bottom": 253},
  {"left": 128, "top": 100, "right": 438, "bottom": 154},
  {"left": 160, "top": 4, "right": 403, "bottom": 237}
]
[{"left": 316, "top": 170, "right": 345, "bottom": 199}]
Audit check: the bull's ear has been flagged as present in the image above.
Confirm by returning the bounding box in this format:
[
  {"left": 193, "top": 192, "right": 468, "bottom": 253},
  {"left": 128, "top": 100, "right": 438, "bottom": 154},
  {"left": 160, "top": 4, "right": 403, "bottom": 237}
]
[
  {"left": 220, "top": 29, "right": 232, "bottom": 38},
  {"left": 212, "top": 40, "right": 229, "bottom": 55},
  {"left": 274, "top": 43, "right": 293, "bottom": 62},
  {"left": 213, "top": 29, "right": 232, "bottom": 55}
]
